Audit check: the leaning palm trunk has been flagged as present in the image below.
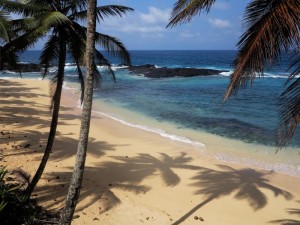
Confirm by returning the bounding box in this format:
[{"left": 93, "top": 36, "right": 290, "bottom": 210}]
[
  {"left": 25, "top": 38, "right": 67, "bottom": 197},
  {"left": 59, "top": 0, "right": 97, "bottom": 223}
]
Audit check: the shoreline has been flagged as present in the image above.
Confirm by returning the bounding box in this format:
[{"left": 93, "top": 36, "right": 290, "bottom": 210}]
[
  {"left": 3, "top": 76, "right": 300, "bottom": 178},
  {"left": 2, "top": 76, "right": 300, "bottom": 176},
  {"left": 85, "top": 85, "right": 300, "bottom": 178},
  {"left": 1, "top": 78, "right": 300, "bottom": 225}
]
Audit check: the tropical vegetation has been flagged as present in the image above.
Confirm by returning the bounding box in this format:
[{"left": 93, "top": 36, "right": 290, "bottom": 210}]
[
  {"left": 168, "top": 0, "right": 300, "bottom": 148},
  {"left": 0, "top": 166, "right": 59, "bottom": 224},
  {"left": 0, "top": 0, "right": 133, "bottom": 198}
]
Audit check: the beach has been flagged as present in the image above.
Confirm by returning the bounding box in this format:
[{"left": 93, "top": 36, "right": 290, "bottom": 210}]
[{"left": 1, "top": 78, "right": 300, "bottom": 225}]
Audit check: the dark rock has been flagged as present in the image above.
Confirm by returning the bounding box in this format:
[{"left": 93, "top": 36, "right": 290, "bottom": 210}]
[
  {"left": 2, "top": 63, "right": 45, "bottom": 72},
  {"left": 125, "top": 64, "right": 227, "bottom": 78}
]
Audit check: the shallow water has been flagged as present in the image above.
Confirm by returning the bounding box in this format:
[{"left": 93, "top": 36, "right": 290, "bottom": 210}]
[{"left": 2, "top": 50, "right": 300, "bottom": 177}]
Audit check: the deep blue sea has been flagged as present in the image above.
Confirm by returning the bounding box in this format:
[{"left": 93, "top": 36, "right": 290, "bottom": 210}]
[{"left": 2, "top": 50, "right": 300, "bottom": 175}]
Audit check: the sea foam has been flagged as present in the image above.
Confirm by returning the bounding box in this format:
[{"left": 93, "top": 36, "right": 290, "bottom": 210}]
[
  {"left": 216, "top": 153, "right": 300, "bottom": 178},
  {"left": 91, "top": 110, "right": 206, "bottom": 149}
]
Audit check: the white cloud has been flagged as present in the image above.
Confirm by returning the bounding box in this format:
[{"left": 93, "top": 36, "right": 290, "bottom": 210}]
[
  {"left": 119, "top": 24, "right": 165, "bottom": 33},
  {"left": 139, "top": 7, "right": 170, "bottom": 24},
  {"left": 208, "top": 18, "right": 231, "bottom": 28},
  {"left": 100, "top": 6, "right": 171, "bottom": 37}
]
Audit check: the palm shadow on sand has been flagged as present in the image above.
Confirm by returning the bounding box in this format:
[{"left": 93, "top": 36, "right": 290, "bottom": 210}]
[
  {"left": 35, "top": 152, "right": 201, "bottom": 212},
  {"left": 269, "top": 204, "right": 300, "bottom": 225},
  {"left": 101, "top": 152, "right": 201, "bottom": 187},
  {"left": 172, "top": 165, "right": 293, "bottom": 225}
]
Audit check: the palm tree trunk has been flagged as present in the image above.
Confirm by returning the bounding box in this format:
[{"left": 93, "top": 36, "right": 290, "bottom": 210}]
[
  {"left": 24, "top": 39, "right": 66, "bottom": 198},
  {"left": 59, "top": 0, "right": 97, "bottom": 224}
]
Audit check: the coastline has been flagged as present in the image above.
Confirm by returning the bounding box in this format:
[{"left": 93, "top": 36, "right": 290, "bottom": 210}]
[
  {"left": 1, "top": 78, "right": 300, "bottom": 225},
  {"left": 91, "top": 87, "right": 300, "bottom": 178}
]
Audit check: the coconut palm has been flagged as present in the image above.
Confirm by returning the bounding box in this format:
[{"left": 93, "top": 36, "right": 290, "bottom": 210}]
[
  {"left": 59, "top": 0, "right": 97, "bottom": 222},
  {"left": 0, "top": 11, "right": 19, "bottom": 70},
  {"left": 0, "top": 0, "right": 133, "bottom": 197},
  {"left": 167, "top": 0, "right": 300, "bottom": 148}
]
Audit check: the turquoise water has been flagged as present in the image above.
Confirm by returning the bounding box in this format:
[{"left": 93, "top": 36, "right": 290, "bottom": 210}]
[
  {"left": 2, "top": 50, "right": 299, "bottom": 146},
  {"left": 1, "top": 50, "right": 300, "bottom": 176}
]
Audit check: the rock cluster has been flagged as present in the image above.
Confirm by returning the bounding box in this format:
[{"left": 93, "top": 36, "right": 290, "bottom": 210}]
[
  {"left": 2, "top": 63, "right": 43, "bottom": 72},
  {"left": 126, "top": 64, "right": 227, "bottom": 78}
]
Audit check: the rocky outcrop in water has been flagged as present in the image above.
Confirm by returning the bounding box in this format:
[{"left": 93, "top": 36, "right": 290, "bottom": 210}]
[
  {"left": 1, "top": 62, "right": 228, "bottom": 78},
  {"left": 126, "top": 64, "right": 228, "bottom": 78},
  {"left": 1, "top": 63, "right": 43, "bottom": 72}
]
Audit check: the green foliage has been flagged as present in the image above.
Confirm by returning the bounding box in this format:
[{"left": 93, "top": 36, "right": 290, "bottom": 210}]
[
  {"left": 0, "top": 167, "right": 21, "bottom": 213},
  {"left": 0, "top": 166, "right": 58, "bottom": 224},
  {"left": 0, "top": 166, "right": 27, "bottom": 224}
]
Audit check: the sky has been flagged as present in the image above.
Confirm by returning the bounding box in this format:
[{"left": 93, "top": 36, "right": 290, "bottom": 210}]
[
  {"left": 97, "top": 0, "right": 251, "bottom": 50},
  {"left": 32, "top": 0, "right": 251, "bottom": 50}
]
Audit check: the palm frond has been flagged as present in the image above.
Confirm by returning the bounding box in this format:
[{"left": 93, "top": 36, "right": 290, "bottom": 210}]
[
  {"left": 286, "top": 48, "right": 300, "bottom": 79},
  {"left": 38, "top": 11, "right": 71, "bottom": 30},
  {"left": 0, "top": 12, "right": 10, "bottom": 42},
  {"left": 277, "top": 49, "right": 300, "bottom": 148},
  {"left": 2, "top": 21, "right": 46, "bottom": 53},
  {"left": 49, "top": 74, "right": 59, "bottom": 111},
  {"left": 96, "top": 5, "right": 133, "bottom": 21},
  {"left": 49, "top": 33, "right": 67, "bottom": 112},
  {"left": 0, "top": 0, "right": 47, "bottom": 17},
  {"left": 1, "top": 12, "right": 64, "bottom": 53},
  {"left": 277, "top": 77, "right": 300, "bottom": 148},
  {"left": 5, "top": 11, "right": 71, "bottom": 52},
  {"left": 75, "top": 59, "right": 85, "bottom": 104},
  {"left": 0, "top": 46, "right": 20, "bottom": 73},
  {"left": 167, "top": 0, "right": 216, "bottom": 28},
  {"left": 39, "top": 34, "right": 60, "bottom": 77},
  {"left": 95, "top": 32, "right": 131, "bottom": 66},
  {"left": 94, "top": 49, "right": 115, "bottom": 82},
  {"left": 73, "top": 5, "right": 133, "bottom": 22},
  {"left": 8, "top": 18, "right": 39, "bottom": 40},
  {"left": 66, "top": 24, "right": 86, "bottom": 102},
  {"left": 224, "top": 0, "right": 300, "bottom": 100},
  {"left": 93, "top": 63, "right": 102, "bottom": 90},
  {"left": 66, "top": 22, "right": 86, "bottom": 61}
]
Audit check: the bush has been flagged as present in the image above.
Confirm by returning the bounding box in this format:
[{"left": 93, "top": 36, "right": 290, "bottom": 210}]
[{"left": 0, "top": 167, "right": 59, "bottom": 224}]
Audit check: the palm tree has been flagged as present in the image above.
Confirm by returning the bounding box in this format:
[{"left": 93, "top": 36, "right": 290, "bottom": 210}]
[
  {"left": 0, "top": 11, "right": 10, "bottom": 42},
  {"left": 0, "top": 0, "right": 133, "bottom": 197},
  {"left": 167, "top": 0, "right": 300, "bottom": 148},
  {"left": 0, "top": 11, "right": 20, "bottom": 70},
  {"left": 58, "top": 0, "right": 97, "bottom": 222}
]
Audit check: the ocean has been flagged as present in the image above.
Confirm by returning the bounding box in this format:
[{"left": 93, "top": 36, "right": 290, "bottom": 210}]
[{"left": 1, "top": 50, "right": 300, "bottom": 176}]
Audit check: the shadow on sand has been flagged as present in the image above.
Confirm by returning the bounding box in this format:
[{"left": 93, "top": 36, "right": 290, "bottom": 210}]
[
  {"left": 2, "top": 79, "right": 296, "bottom": 223},
  {"left": 34, "top": 152, "right": 201, "bottom": 212},
  {"left": 172, "top": 165, "right": 293, "bottom": 225},
  {"left": 269, "top": 201, "right": 300, "bottom": 225}
]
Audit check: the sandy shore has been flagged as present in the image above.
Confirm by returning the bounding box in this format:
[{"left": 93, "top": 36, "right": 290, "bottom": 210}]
[{"left": 1, "top": 78, "right": 300, "bottom": 225}]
